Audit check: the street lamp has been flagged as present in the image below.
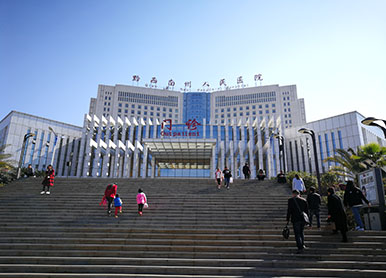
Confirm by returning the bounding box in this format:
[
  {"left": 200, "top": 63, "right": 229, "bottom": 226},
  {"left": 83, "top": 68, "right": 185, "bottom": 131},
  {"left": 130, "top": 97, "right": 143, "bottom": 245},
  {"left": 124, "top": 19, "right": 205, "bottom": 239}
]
[
  {"left": 298, "top": 128, "right": 322, "bottom": 192},
  {"left": 361, "top": 117, "right": 386, "bottom": 139},
  {"left": 17, "top": 132, "right": 35, "bottom": 179},
  {"left": 273, "top": 134, "right": 286, "bottom": 173}
]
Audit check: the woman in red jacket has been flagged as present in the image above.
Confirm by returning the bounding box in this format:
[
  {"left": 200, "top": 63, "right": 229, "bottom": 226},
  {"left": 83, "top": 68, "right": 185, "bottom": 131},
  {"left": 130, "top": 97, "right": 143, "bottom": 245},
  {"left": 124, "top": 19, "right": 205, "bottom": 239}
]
[
  {"left": 104, "top": 183, "right": 117, "bottom": 215},
  {"left": 41, "top": 165, "right": 55, "bottom": 195}
]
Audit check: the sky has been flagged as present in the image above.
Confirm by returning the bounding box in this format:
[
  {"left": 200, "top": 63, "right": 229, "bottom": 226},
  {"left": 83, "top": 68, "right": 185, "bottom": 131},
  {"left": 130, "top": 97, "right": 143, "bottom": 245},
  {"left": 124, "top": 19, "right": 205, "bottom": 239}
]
[{"left": 1, "top": 0, "right": 385, "bottom": 126}]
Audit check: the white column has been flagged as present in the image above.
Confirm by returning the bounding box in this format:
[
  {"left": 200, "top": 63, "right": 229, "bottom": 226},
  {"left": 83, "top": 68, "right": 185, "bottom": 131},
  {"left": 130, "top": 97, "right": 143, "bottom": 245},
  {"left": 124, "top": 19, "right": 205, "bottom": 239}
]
[
  {"left": 70, "top": 139, "right": 80, "bottom": 176},
  {"left": 63, "top": 137, "right": 73, "bottom": 177}
]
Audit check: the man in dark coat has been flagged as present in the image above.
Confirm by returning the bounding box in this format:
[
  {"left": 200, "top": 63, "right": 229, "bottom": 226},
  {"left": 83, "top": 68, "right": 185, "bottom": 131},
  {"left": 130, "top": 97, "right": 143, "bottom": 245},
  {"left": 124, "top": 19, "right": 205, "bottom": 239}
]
[
  {"left": 327, "top": 187, "right": 348, "bottom": 242},
  {"left": 242, "top": 163, "right": 251, "bottom": 180},
  {"left": 307, "top": 187, "right": 321, "bottom": 229},
  {"left": 286, "top": 190, "right": 309, "bottom": 253}
]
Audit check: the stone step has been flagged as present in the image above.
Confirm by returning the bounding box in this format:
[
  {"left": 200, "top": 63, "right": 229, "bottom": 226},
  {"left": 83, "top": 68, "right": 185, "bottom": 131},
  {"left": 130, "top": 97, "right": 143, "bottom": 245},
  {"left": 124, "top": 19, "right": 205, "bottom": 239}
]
[{"left": 0, "top": 264, "right": 385, "bottom": 277}]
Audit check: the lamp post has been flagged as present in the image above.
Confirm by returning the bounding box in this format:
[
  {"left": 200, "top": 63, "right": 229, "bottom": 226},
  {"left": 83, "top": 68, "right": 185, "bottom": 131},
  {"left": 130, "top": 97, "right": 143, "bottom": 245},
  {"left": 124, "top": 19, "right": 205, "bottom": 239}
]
[
  {"left": 298, "top": 128, "right": 322, "bottom": 192},
  {"left": 17, "top": 132, "right": 35, "bottom": 179},
  {"left": 273, "top": 134, "right": 286, "bottom": 173},
  {"left": 361, "top": 117, "right": 386, "bottom": 139}
]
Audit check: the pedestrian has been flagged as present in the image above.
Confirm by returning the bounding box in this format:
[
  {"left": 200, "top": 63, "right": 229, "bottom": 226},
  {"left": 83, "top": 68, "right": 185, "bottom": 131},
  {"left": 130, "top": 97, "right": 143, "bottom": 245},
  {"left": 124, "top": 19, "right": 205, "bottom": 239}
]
[
  {"left": 114, "top": 193, "right": 123, "bottom": 218},
  {"left": 137, "top": 188, "right": 148, "bottom": 216},
  {"left": 215, "top": 168, "right": 222, "bottom": 189},
  {"left": 286, "top": 189, "right": 309, "bottom": 254},
  {"left": 343, "top": 180, "right": 370, "bottom": 231},
  {"left": 277, "top": 170, "right": 287, "bottom": 184},
  {"left": 292, "top": 174, "right": 306, "bottom": 193},
  {"left": 40, "top": 165, "right": 55, "bottom": 195},
  {"left": 222, "top": 167, "right": 232, "bottom": 189},
  {"left": 327, "top": 187, "right": 348, "bottom": 242},
  {"left": 257, "top": 169, "right": 266, "bottom": 181},
  {"left": 104, "top": 183, "right": 117, "bottom": 215},
  {"left": 307, "top": 187, "right": 321, "bottom": 229},
  {"left": 26, "top": 164, "right": 35, "bottom": 178},
  {"left": 242, "top": 163, "right": 251, "bottom": 180}
]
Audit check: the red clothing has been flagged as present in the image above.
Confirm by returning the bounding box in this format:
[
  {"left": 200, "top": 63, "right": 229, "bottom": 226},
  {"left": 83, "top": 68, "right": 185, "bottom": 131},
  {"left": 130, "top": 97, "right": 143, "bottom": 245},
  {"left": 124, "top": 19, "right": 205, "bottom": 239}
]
[
  {"left": 115, "top": 206, "right": 121, "bottom": 216},
  {"left": 42, "top": 169, "right": 55, "bottom": 187},
  {"left": 104, "top": 184, "right": 117, "bottom": 198}
]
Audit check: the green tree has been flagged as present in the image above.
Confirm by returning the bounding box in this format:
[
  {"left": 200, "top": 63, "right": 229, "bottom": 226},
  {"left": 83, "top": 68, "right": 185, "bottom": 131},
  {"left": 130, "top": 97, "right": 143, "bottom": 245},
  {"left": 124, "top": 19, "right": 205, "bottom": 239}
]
[
  {"left": 325, "top": 148, "right": 366, "bottom": 179},
  {"left": 352, "top": 143, "right": 386, "bottom": 168},
  {"left": 0, "top": 145, "right": 16, "bottom": 186}
]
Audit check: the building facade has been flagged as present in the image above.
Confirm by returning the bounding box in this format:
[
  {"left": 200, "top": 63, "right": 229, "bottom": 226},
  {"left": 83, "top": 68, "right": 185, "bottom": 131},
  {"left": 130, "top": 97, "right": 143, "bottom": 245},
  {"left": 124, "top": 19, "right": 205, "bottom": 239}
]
[
  {"left": 284, "top": 111, "right": 386, "bottom": 174},
  {"left": 74, "top": 113, "right": 282, "bottom": 179},
  {"left": 89, "top": 83, "right": 306, "bottom": 129},
  {"left": 2, "top": 84, "right": 383, "bottom": 180},
  {"left": 0, "top": 111, "right": 82, "bottom": 176}
]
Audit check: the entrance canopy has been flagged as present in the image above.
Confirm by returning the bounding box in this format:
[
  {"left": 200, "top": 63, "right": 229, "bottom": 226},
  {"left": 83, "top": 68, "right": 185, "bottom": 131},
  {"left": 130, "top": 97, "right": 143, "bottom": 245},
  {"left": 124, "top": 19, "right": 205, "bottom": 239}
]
[{"left": 143, "top": 138, "right": 216, "bottom": 161}]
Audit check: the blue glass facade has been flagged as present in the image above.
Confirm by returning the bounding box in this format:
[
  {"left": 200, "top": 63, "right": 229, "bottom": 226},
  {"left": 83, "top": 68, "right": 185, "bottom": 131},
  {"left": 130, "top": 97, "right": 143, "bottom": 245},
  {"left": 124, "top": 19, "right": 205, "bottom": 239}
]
[{"left": 183, "top": 92, "right": 211, "bottom": 124}]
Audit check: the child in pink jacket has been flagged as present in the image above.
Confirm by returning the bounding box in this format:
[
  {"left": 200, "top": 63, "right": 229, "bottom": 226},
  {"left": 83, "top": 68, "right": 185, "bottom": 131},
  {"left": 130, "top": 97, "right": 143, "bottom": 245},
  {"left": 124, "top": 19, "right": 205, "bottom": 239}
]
[{"left": 136, "top": 188, "right": 147, "bottom": 216}]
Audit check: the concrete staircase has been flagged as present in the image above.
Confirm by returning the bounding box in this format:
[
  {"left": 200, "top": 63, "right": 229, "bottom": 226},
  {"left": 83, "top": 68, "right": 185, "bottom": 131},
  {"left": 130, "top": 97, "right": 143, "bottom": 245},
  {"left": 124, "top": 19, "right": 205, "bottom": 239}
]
[{"left": 0, "top": 177, "right": 385, "bottom": 277}]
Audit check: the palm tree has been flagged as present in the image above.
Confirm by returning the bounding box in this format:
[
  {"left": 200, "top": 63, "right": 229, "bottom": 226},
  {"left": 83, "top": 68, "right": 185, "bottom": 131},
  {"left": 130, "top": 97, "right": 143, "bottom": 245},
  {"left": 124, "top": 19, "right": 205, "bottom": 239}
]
[
  {"left": 352, "top": 143, "right": 386, "bottom": 169},
  {"left": 325, "top": 148, "right": 366, "bottom": 179},
  {"left": 325, "top": 143, "right": 386, "bottom": 179}
]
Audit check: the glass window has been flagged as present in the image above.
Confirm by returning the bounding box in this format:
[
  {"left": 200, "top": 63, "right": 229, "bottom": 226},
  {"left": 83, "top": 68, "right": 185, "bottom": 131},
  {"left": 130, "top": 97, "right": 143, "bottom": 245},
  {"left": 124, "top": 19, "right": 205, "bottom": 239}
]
[
  {"left": 252, "top": 111, "right": 256, "bottom": 115},
  {"left": 252, "top": 105, "right": 256, "bottom": 109},
  {"left": 144, "top": 111, "right": 148, "bottom": 115},
  {"left": 163, "top": 108, "right": 166, "bottom": 112},
  {"left": 157, "top": 107, "right": 160, "bottom": 111},
  {"left": 169, "top": 113, "right": 172, "bottom": 117},
  {"left": 266, "top": 110, "right": 269, "bottom": 114},
  {"left": 233, "top": 107, "right": 237, "bottom": 111},
  {"left": 125, "top": 104, "right": 128, "bottom": 108},
  {"left": 118, "top": 109, "right": 122, "bottom": 113},
  {"left": 259, "top": 111, "right": 262, "bottom": 115},
  {"left": 272, "top": 103, "right": 275, "bottom": 107},
  {"left": 246, "top": 106, "right": 249, "bottom": 110},
  {"left": 227, "top": 108, "right": 230, "bottom": 112},
  {"left": 233, "top": 113, "right": 237, "bottom": 117},
  {"left": 265, "top": 104, "right": 269, "bottom": 108},
  {"left": 125, "top": 109, "right": 128, "bottom": 113},
  {"left": 272, "top": 109, "right": 276, "bottom": 113},
  {"left": 144, "top": 106, "right": 148, "bottom": 110},
  {"left": 240, "top": 112, "right": 243, "bottom": 116},
  {"left": 118, "top": 103, "right": 122, "bottom": 107},
  {"left": 221, "top": 109, "right": 224, "bottom": 113},
  {"left": 259, "top": 105, "right": 262, "bottom": 109},
  {"left": 169, "top": 108, "right": 172, "bottom": 112},
  {"left": 150, "top": 112, "right": 154, "bottom": 116},
  {"left": 151, "top": 106, "right": 154, "bottom": 110},
  {"left": 132, "top": 104, "right": 135, "bottom": 108},
  {"left": 239, "top": 107, "right": 243, "bottom": 111},
  {"left": 138, "top": 105, "right": 142, "bottom": 109}
]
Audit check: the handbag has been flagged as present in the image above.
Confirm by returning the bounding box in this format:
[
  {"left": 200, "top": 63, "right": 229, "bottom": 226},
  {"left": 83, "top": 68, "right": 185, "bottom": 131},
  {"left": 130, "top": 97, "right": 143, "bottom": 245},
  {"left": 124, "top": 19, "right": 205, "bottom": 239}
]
[
  {"left": 293, "top": 197, "right": 310, "bottom": 225},
  {"left": 144, "top": 203, "right": 149, "bottom": 209},
  {"left": 282, "top": 225, "right": 290, "bottom": 239},
  {"left": 230, "top": 177, "right": 234, "bottom": 183}
]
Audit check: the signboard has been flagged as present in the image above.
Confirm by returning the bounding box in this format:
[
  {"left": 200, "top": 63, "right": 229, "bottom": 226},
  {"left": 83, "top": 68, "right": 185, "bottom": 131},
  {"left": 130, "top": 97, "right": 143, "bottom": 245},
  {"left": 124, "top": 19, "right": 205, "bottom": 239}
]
[
  {"left": 358, "top": 169, "right": 379, "bottom": 205},
  {"left": 160, "top": 119, "right": 203, "bottom": 138}
]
